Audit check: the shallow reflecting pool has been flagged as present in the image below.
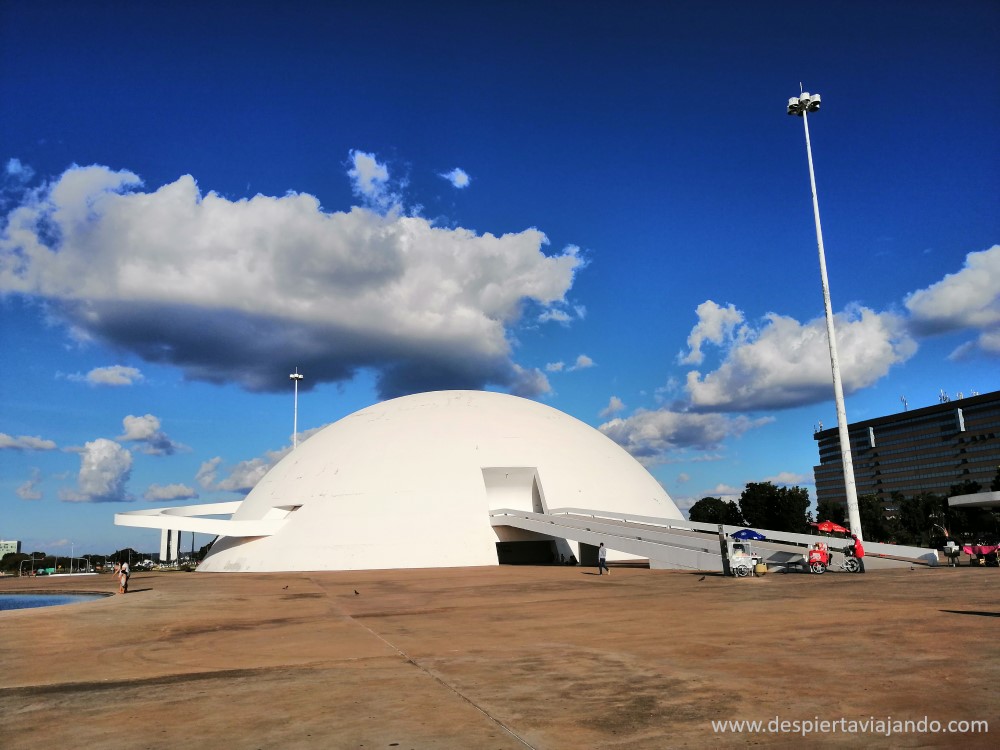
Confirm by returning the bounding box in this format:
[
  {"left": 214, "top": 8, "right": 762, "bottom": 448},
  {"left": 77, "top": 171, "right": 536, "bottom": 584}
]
[{"left": 0, "top": 593, "right": 109, "bottom": 611}]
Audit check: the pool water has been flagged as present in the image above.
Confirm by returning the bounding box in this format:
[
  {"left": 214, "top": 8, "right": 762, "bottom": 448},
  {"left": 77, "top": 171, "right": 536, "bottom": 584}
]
[{"left": 0, "top": 593, "right": 108, "bottom": 611}]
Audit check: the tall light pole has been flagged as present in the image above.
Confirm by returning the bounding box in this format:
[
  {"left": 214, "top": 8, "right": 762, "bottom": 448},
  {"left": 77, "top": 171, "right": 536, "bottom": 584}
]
[
  {"left": 787, "top": 88, "right": 863, "bottom": 541},
  {"left": 290, "top": 368, "right": 304, "bottom": 449}
]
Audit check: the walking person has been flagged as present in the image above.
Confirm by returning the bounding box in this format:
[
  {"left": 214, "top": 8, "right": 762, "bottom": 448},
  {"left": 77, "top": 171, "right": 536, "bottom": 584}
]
[
  {"left": 120, "top": 560, "right": 130, "bottom": 593},
  {"left": 598, "top": 542, "right": 609, "bottom": 575}
]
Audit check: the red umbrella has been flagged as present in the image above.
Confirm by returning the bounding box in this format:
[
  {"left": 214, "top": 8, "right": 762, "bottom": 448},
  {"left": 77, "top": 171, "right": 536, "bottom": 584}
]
[{"left": 813, "top": 520, "right": 850, "bottom": 534}]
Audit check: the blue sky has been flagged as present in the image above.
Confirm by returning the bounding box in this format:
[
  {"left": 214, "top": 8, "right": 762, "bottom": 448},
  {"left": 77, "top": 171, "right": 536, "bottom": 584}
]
[{"left": 2, "top": 1, "right": 998, "bottom": 556}]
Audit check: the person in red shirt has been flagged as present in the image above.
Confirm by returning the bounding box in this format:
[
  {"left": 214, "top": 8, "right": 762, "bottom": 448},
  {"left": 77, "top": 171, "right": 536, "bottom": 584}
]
[{"left": 849, "top": 533, "right": 865, "bottom": 573}]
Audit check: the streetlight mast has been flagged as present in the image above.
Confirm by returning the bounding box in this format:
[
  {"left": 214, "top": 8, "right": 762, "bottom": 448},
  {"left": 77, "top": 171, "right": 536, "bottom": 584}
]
[
  {"left": 787, "top": 88, "right": 863, "bottom": 541},
  {"left": 290, "top": 368, "right": 304, "bottom": 449}
]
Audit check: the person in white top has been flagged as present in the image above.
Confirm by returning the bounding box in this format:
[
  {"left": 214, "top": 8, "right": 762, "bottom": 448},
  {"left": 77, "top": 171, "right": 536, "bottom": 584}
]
[
  {"left": 112, "top": 562, "right": 123, "bottom": 594},
  {"left": 597, "top": 543, "right": 609, "bottom": 575}
]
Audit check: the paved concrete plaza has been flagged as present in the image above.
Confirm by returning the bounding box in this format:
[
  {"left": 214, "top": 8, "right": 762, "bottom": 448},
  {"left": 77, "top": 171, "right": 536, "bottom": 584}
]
[{"left": 1, "top": 564, "right": 996, "bottom": 748}]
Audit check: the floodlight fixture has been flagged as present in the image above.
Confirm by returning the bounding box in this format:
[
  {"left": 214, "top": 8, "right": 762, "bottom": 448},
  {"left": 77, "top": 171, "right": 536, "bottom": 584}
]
[{"left": 788, "top": 92, "right": 821, "bottom": 115}]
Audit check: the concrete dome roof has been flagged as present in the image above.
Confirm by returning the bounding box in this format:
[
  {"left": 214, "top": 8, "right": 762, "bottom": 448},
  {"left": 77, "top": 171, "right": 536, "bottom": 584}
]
[{"left": 199, "top": 390, "right": 681, "bottom": 572}]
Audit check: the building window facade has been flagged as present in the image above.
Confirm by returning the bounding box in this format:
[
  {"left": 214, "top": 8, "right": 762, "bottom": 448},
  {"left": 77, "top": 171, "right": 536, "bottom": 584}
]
[{"left": 813, "top": 391, "right": 1000, "bottom": 507}]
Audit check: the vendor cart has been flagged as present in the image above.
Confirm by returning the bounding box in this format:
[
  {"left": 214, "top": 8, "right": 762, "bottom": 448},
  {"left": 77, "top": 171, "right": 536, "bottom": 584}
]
[
  {"left": 807, "top": 543, "right": 830, "bottom": 574},
  {"left": 728, "top": 537, "right": 762, "bottom": 577}
]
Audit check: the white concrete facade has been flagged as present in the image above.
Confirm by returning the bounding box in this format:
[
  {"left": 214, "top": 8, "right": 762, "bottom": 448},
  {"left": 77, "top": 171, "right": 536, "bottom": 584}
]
[
  {"left": 159, "top": 529, "right": 184, "bottom": 563},
  {"left": 160, "top": 529, "right": 170, "bottom": 562},
  {"left": 948, "top": 490, "right": 1000, "bottom": 509},
  {"left": 118, "top": 390, "right": 682, "bottom": 572}
]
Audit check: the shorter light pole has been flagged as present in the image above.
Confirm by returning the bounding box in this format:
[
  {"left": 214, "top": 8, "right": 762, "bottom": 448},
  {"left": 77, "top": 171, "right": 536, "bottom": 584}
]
[{"left": 290, "top": 368, "right": 304, "bottom": 449}]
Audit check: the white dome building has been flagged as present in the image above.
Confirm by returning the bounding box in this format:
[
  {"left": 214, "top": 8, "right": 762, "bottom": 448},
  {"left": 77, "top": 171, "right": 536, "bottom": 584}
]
[{"left": 122, "top": 390, "right": 682, "bottom": 572}]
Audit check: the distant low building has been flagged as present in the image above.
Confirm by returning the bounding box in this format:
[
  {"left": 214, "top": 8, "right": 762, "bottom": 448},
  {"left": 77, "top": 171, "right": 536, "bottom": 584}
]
[
  {"left": 0, "top": 540, "right": 22, "bottom": 557},
  {"left": 814, "top": 390, "right": 1000, "bottom": 507}
]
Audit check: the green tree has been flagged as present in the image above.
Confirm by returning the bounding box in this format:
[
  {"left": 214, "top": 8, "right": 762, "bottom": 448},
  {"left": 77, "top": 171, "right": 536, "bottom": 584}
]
[
  {"left": 110, "top": 548, "right": 140, "bottom": 565},
  {"left": 1, "top": 552, "right": 28, "bottom": 573},
  {"left": 858, "top": 494, "right": 889, "bottom": 542},
  {"left": 815, "top": 498, "right": 847, "bottom": 526},
  {"left": 738, "top": 482, "right": 811, "bottom": 533},
  {"left": 949, "top": 479, "right": 981, "bottom": 497},
  {"left": 947, "top": 506, "right": 999, "bottom": 542},
  {"left": 897, "top": 493, "right": 946, "bottom": 546},
  {"left": 991, "top": 466, "right": 1000, "bottom": 492},
  {"left": 688, "top": 497, "right": 745, "bottom": 525},
  {"left": 196, "top": 540, "right": 215, "bottom": 561}
]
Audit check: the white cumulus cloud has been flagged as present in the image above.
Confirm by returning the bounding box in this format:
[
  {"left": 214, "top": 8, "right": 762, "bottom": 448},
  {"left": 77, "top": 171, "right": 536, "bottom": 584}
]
[
  {"left": 117, "top": 414, "right": 183, "bottom": 455},
  {"left": 216, "top": 456, "right": 276, "bottom": 492},
  {"left": 508, "top": 364, "right": 551, "bottom": 399},
  {"left": 195, "top": 457, "right": 223, "bottom": 490},
  {"left": 707, "top": 483, "right": 744, "bottom": 502},
  {"left": 196, "top": 423, "right": 329, "bottom": 494},
  {"left": 545, "top": 354, "right": 594, "bottom": 375},
  {"left": 197, "top": 449, "right": 289, "bottom": 493},
  {"left": 674, "top": 244, "right": 997, "bottom": 413},
  {"left": 905, "top": 244, "right": 1000, "bottom": 357},
  {"left": 683, "top": 305, "right": 916, "bottom": 412},
  {"left": 60, "top": 438, "right": 132, "bottom": 503},
  {"left": 599, "top": 409, "right": 772, "bottom": 466},
  {"left": 0, "top": 433, "right": 57, "bottom": 451},
  {"left": 0, "top": 162, "right": 582, "bottom": 399},
  {"left": 440, "top": 167, "right": 471, "bottom": 189},
  {"left": 347, "top": 150, "right": 400, "bottom": 212},
  {"left": 5, "top": 157, "right": 35, "bottom": 183},
  {"left": 72, "top": 365, "right": 144, "bottom": 386},
  {"left": 672, "top": 483, "right": 745, "bottom": 517},
  {"left": 17, "top": 468, "right": 44, "bottom": 500},
  {"left": 763, "top": 471, "right": 807, "bottom": 486},
  {"left": 537, "top": 301, "right": 586, "bottom": 325},
  {"left": 599, "top": 396, "right": 626, "bottom": 418},
  {"left": 143, "top": 483, "right": 198, "bottom": 502},
  {"left": 678, "top": 300, "right": 745, "bottom": 366}
]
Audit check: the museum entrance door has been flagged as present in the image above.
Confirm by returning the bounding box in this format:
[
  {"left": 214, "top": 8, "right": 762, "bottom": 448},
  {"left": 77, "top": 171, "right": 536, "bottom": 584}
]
[{"left": 495, "top": 540, "right": 557, "bottom": 564}]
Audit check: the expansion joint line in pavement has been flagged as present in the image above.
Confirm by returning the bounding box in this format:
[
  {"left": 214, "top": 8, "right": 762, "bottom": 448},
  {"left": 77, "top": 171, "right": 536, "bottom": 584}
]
[{"left": 337, "top": 605, "right": 537, "bottom": 749}]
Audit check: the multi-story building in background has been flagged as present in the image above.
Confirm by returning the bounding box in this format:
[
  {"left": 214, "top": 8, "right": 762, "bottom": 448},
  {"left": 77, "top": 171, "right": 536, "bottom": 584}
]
[
  {"left": 814, "top": 390, "right": 1000, "bottom": 507},
  {"left": 0, "top": 540, "right": 22, "bottom": 557}
]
